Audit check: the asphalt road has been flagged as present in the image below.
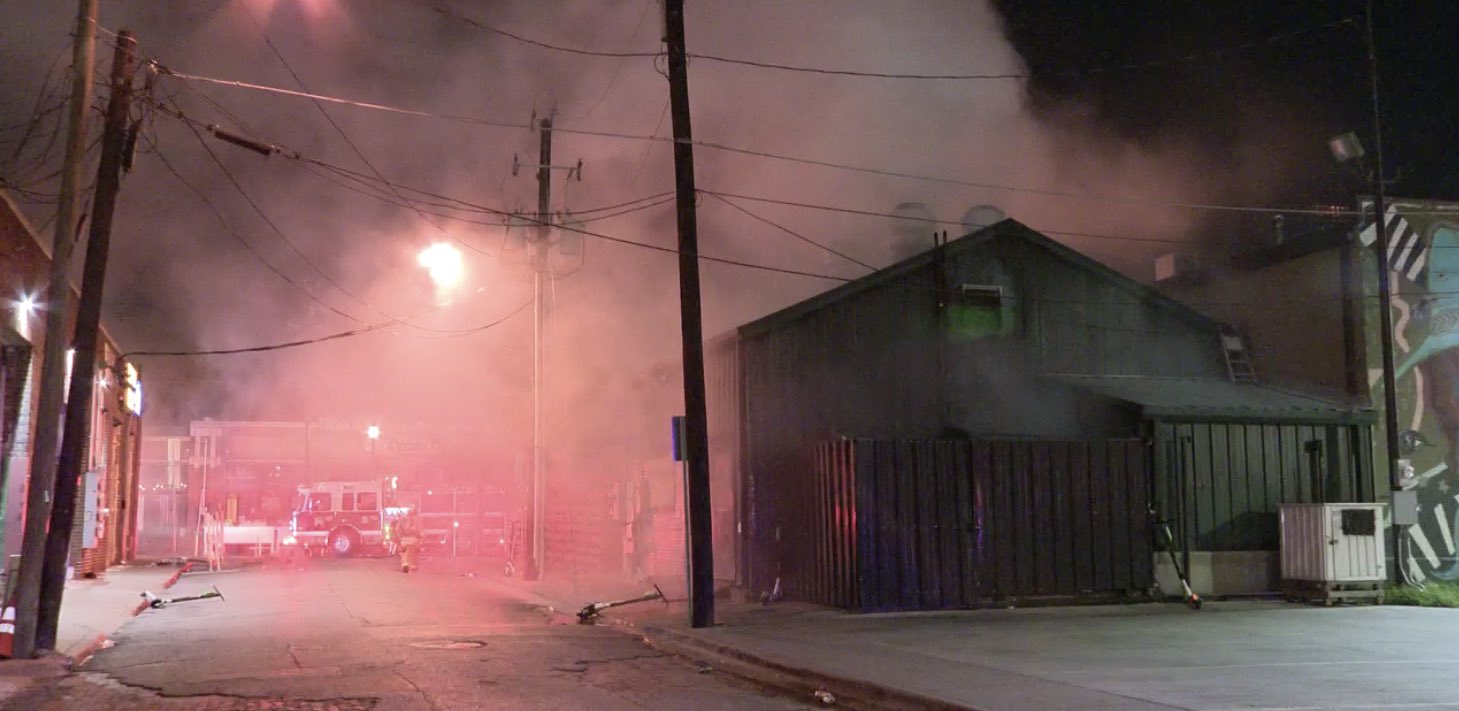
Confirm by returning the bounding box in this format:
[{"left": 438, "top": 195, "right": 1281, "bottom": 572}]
[{"left": 3, "top": 557, "right": 812, "bottom": 710}]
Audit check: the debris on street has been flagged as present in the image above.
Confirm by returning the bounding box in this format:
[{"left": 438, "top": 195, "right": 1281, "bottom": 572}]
[
  {"left": 813, "top": 689, "right": 836, "bottom": 704},
  {"left": 141, "top": 585, "right": 225, "bottom": 609},
  {"left": 760, "top": 577, "right": 783, "bottom": 605},
  {"left": 576, "top": 584, "right": 667, "bottom": 622}
]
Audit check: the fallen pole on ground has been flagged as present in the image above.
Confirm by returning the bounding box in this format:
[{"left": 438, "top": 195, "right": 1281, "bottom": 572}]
[
  {"left": 141, "top": 585, "right": 225, "bottom": 609},
  {"left": 577, "top": 584, "right": 667, "bottom": 622}
]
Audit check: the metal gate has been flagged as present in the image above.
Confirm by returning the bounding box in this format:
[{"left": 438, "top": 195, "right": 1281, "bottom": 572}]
[{"left": 798, "top": 438, "right": 1152, "bottom": 611}]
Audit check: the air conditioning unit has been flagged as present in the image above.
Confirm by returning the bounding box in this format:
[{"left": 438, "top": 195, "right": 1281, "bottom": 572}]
[{"left": 1279, "top": 503, "right": 1387, "bottom": 605}]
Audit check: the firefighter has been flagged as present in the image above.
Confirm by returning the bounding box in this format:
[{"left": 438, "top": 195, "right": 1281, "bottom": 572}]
[{"left": 397, "top": 509, "right": 422, "bottom": 573}]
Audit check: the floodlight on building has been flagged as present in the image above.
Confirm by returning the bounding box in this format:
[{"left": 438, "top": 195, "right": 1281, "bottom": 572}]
[{"left": 1328, "top": 132, "right": 1366, "bottom": 163}]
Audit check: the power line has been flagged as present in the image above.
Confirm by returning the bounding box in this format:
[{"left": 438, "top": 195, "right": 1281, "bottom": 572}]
[
  {"left": 430, "top": 4, "right": 661, "bottom": 59},
  {"left": 706, "top": 192, "right": 877, "bottom": 272},
  {"left": 121, "top": 295, "right": 535, "bottom": 358},
  {"left": 690, "top": 53, "right": 1022, "bottom": 81},
  {"left": 174, "top": 115, "right": 384, "bottom": 321},
  {"left": 303, "top": 156, "right": 675, "bottom": 225},
  {"left": 150, "top": 100, "right": 1165, "bottom": 284},
  {"left": 428, "top": 6, "right": 1352, "bottom": 83},
  {"left": 147, "top": 137, "right": 367, "bottom": 324},
  {"left": 238, "top": 2, "right": 473, "bottom": 261},
  {"left": 558, "top": 0, "right": 658, "bottom": 124},
  {"left": 293, "top": 156, "right": 850, "bottom": 281},
  {"left": 698, "top": 188, "right": 1189, "bottom": 245},
  {"left": 151, "top": 65, "right": 1364, "bottom": 218},
  {"left": 695, "top": 144, "right": 1361, "bottom": 218}
]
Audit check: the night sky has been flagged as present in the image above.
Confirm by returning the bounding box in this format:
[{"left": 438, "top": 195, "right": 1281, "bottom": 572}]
[
  {"left": 0, "top": 1, "right": 1456, "bottom": 429},
  {"left": 995, "top": 0, "right": 1459, "bottom": 201}
]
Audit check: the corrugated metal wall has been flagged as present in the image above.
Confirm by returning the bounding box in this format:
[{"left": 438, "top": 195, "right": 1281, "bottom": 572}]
[
  {"left": 1152, "top": 420, "right": 1374, "bottom": 552},
  {"left": 796, "top": 438, "right": 1152, "bottom": 612}
]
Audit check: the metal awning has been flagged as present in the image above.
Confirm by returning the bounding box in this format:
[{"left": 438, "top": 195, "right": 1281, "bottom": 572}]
[{"left": 1051, "top": 374, "right": 1374, "bottom": 424}]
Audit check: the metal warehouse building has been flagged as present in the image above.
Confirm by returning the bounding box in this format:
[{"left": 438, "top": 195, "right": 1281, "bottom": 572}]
[{"left": 705, "top": 219, "right": 1375, "bottom": 611}]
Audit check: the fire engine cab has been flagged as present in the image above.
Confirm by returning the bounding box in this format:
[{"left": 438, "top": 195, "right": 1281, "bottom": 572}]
[{"left": 289, "top": 480, "right": 391, "bottom": 557}]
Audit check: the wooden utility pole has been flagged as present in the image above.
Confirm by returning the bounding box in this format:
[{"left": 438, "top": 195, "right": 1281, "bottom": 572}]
[
  {"left": 664, "top": 0, "right": 715, "bottom": 629},
  {"left": 526, "top": 114, "right": 552, "bottom": 581},
  {"left": 12, "top": 0, "right": 97, "bottom": 660},
  {"left": 1364, "top": 0, "right": 1401, "bottom": 492},
  {"left": 34, "top": 29, "right": 137, "bottom": 652}
]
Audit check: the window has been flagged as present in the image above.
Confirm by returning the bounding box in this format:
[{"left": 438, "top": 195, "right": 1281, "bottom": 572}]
[
  {"left": 341, "top": 493, "right": 355, "bottom": 512},
  {"left": 307, "top": 493, "right": 331, "bottom": 512},
  {"left": 356, "top": 492, "right": 378, "bottom": 511}
]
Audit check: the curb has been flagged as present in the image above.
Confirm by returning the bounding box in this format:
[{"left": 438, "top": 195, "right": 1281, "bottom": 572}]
[
  {"left": 636, "top": 622, "right": 979, "bottom": 711},
  {"left": 472, "top": 575, "right": 980, "bottom": 709},
  {"left": 71, "top": 562, "right": 193, "bottom": 667}
]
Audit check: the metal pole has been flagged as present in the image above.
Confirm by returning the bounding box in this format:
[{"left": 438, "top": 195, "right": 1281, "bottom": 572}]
[
  {"left": 35, "top": 29, "right": 137, "bottom": 651},
  {"left": 1364, "top": 1, "right": 1400, "bottom": 491},
  {"left": 664, "top": 0, "right": 716, "bottom": 629},
  {"left": 11, "top": 0, "right": 97, "bottom": 660}
]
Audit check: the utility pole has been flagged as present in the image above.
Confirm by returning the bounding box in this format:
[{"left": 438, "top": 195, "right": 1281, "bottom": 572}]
[
  {"left": 12, "top": 0, "right": 97, "bottom": 660},
  {"left": 1364, "top": 0, "right": 1401, "bottom": 492},
  {"left": 511, "top": 114, "right": 581, "bottom": 580},
  {"left": 664, "top": 0, "right": 715, "bottom": 629},
  {"left": 35, "top": 29, "right": 137, "bottom": 652},
  {"left": 530, "top": 114, "right": 551, "bottom": 581}
]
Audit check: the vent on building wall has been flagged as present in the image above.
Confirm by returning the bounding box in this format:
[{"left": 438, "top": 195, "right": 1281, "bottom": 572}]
[{"left": 955, "top": 284, "right": 1003, "bottom": 307}]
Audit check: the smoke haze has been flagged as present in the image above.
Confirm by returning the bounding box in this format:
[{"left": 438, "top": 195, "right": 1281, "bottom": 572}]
[{"left": 0, "top": 1, "right": 1376, "bottom": 486}]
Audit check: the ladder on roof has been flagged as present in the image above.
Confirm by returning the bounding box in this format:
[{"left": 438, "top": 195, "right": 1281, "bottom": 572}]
[{"left": 1220, "top": 326, "right": 1257, "bottom": 384}]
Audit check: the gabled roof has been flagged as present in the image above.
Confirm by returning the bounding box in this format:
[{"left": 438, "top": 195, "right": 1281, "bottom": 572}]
[
  {"left": 1050, "top": 374, "right": 1373, "bottom": 424},
  {"left": 738, "top": 219, "right": 1221, "bottom": 339}
]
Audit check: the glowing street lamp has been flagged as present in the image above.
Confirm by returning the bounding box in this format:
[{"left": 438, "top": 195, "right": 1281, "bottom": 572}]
[
  {"left": 418, "top": 243, "right": 463, "bottom": 290},
  {"left": 366, "top": 425, "right": 380, "bottom": 478}
]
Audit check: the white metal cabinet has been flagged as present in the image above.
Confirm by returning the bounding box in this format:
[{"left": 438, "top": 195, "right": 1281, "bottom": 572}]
[{"left": 1279, "top": 503, "right": 1386, "bottom": 604}]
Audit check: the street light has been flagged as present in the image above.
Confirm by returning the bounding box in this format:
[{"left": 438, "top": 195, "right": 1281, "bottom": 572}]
[
  {"left": 418, "top": 242, "right": 463, "bottom": 290},
  {"left": 366, "top": 425, "right": 380, "bottom": 479}
]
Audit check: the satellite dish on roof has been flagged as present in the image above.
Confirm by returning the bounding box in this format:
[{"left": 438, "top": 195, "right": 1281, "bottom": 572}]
[{"left": 960, "top": 205, "right": 1006, "bottom": 235}]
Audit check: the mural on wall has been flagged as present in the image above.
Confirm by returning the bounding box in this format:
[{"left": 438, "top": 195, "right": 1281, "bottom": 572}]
[{"left": 1364, "top": 200, "right": 1459, "bottom": 581}]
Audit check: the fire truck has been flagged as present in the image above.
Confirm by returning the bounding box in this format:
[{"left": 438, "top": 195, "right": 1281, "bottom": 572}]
[
  {"left": 288, "top": 480, "right": 394, "bottom": 557},
  {"left": 287, "top": 480, "right": 507, "bottom": 559}
]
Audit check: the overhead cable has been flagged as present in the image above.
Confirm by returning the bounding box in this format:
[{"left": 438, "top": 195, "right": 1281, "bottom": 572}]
[
  {"left": 122, "top": 294, "right": 535, "bottom": 358},
  {"left": 706, "top": 192, "right": 877, "bottom": 272},
  {"left": 151, "top": 65, "right": 1362, "bottom": 218}
]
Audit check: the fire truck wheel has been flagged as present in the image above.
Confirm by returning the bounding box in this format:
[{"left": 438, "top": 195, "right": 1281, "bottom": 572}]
[{"left": 329, "top": 528, "right": 359, "bottom": 557}]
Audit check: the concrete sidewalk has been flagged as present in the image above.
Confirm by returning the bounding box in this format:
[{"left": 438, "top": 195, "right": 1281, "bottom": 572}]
[
  {"left": 482, "top": 570, "right": 1459, "bottom": 711},
  {"left": 0, "top": 561, "right": 188, "bottom": 704}
]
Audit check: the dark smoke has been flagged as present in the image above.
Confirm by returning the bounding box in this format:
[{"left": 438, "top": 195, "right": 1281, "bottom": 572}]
[{"left": 989, "top": 0, "right": 1377, "bottom": 249}]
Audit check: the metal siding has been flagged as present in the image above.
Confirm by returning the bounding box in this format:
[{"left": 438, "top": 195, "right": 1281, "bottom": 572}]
[
  {"left": 1158, "top": 421, "right": 1376, "bottom": 553},
  {"left": 1051, "top": 442, "right": 1077, "bottom": 595},
  {"left": 1108, "top": 442, "right": 1132, "bottom": 589},
  {"left": 808, "top": 437, "right": 1152, "bottom": 612},
  {"left": 1070, "top": 442, "right": 1095, "bottom": 592}
]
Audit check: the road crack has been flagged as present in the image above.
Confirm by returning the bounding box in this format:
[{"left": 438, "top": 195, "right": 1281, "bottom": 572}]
[{"left": 393, "top": 668, "right": 442, "bottom": 711}]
